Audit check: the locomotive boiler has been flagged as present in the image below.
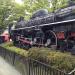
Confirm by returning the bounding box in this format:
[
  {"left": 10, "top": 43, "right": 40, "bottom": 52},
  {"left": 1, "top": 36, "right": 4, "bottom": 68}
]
[{"left": 10, "top": 3, "right": 75, "bottom": 50}]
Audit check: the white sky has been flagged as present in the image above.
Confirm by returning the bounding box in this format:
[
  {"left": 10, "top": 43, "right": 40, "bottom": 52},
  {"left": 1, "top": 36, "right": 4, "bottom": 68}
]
[{"left": 15, "top": 0, "right": 23, "bottom": 5}]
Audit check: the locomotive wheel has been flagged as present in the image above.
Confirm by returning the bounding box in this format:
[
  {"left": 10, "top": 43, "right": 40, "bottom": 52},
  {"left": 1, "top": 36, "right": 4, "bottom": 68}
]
[
  {"left": 33, "top": 38, "right": 37, "bottom": 45},
  {"left": 33, "top": 30, "right": 44, "bottom": 46},
  {"left": 23, "top": 43, "right": 31, "bottom": 50},
  {"left": 19, "top": 41, "right": 23, "bottom": 48},
  {"left": 45, "top": 39, "right": 51, "bottom": 47},
  {"left": 44, "top": 30, "right": 57, "bottom": 48},
  {"left": 32, "top": 37, "right": 44, "bottom": 46},
  {"left": 19, "top": 42, "right": 31, "bottom": 50}
]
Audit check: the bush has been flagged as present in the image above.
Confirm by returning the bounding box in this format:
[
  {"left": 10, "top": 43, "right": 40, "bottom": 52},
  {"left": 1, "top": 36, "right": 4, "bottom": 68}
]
[
  {"left": 28, "top": 47, "right": 75, "bottom": 73},
  {"left": 0, "top": 42, "right": 28, "bottom": 57},
  {"left": 1, "top": 42, "right": 75, "bottom": 73}
]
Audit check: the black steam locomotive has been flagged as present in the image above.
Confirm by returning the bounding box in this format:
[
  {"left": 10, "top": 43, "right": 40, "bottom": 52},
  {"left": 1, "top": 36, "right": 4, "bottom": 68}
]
[{"left": 10, "top": 2, "right": 75, "bottom": 50}]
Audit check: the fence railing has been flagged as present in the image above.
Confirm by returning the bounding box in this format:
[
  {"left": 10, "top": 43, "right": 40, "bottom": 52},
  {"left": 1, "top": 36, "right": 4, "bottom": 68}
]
[{"left": 0, "top": 46, "right": 75, "bottom": 75}]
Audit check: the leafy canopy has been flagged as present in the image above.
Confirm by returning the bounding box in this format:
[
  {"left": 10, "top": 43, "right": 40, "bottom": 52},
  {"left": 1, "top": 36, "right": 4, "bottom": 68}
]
[{"left": 0, "top": 0, "right": 70, "bottom": 30}]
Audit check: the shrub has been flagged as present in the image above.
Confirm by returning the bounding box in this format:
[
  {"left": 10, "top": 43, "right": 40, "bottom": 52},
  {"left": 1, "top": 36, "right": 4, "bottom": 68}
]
[
  {"left": 28, "top": 47, "right": 75, "bottom": 73},
  {"left": 0, "top": 42, "right": 28, "bottom": 57},
  {"left": 1, "top": 42, "right": 75, "bottom": 73}
]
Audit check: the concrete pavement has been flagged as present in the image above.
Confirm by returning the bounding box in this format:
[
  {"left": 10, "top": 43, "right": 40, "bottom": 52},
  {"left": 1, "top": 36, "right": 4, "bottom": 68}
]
[{"left": 0, "top": 56, "right": 22, "bottom": 75}]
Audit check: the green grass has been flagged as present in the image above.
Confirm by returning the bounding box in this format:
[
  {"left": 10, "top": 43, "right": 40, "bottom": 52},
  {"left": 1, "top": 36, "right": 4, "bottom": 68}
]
[{"left": 1, "top": 42, "right": 75, "bottom": 73}]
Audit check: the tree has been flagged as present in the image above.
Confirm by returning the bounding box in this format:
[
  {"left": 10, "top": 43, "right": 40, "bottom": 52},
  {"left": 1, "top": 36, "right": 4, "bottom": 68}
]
[
  {"left": 0, "top": 0, "right": 71, "bottom": 31},
  {"left": 23, "top": 0, "right": 50, "bottom": 19},
  {"left": 50, "top": 0, "right": 68, "bottom": 12},
  {"left": 0, "top": 0, "right": 13, "bottom": 29}
]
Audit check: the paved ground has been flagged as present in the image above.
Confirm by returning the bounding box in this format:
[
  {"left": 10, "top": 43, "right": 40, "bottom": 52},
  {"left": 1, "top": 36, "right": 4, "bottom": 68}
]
[{"left": 0, "top": 56, "right": 22, "bottom": 75}]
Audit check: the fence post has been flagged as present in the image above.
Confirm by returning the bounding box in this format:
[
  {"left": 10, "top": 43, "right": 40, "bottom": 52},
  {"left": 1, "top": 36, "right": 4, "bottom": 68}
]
[
  {"left": 4, "top": 49, "right": 6, "bottom": 59},
  {"left": 28, "top": 58, "right": 31, "bottom": 75},
  {"left": 12, "top": 52, "right": 16, "bottom": 65}
]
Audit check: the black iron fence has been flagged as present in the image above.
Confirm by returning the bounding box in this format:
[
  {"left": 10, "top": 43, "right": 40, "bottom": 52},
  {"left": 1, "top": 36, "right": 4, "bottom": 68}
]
[{"left": 0, "top": 47, "right": 75, "bottom": 75}]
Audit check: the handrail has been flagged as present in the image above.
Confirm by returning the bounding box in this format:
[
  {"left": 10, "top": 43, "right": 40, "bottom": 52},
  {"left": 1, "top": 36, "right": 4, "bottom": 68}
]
[
  {"left": 29, "top": 58, "right": 67, "bottom": 74},
  {"left": 68, "top": 68, "right": 75, "bottom": 75}
]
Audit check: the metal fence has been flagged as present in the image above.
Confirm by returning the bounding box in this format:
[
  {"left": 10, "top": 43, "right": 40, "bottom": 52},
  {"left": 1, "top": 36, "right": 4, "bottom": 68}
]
[
  {"left": 28, "top": 59, "right": 68, "bottom": 75},
  {"left": 0, "top": 46, "right": 75, "bottom": 75}
]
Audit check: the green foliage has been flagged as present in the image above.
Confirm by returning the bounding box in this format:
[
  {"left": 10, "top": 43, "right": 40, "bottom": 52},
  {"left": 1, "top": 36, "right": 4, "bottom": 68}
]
[
  {"left": 0, "top": 0, "right": 70, "bottom": 30},
  {"left": 0, "top": 0, "right": 12, "bottom": 29},
  {"left": 28, "top": 47, "right": 75, "bottom": 73},
  {"left": 0, "top": 42, "right": 28, "bottom": 57},
  {"left": 51, "top": 0, "right": 68, "bottom": 12},
  {"left": 1, "top": 42, "right": 75, "bottom": 73}
]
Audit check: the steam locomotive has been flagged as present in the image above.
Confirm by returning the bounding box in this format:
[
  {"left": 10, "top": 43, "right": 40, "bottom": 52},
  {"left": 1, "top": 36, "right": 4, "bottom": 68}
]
[{"left": 10, "top": 2, "right": 75, "bottom": 50}]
